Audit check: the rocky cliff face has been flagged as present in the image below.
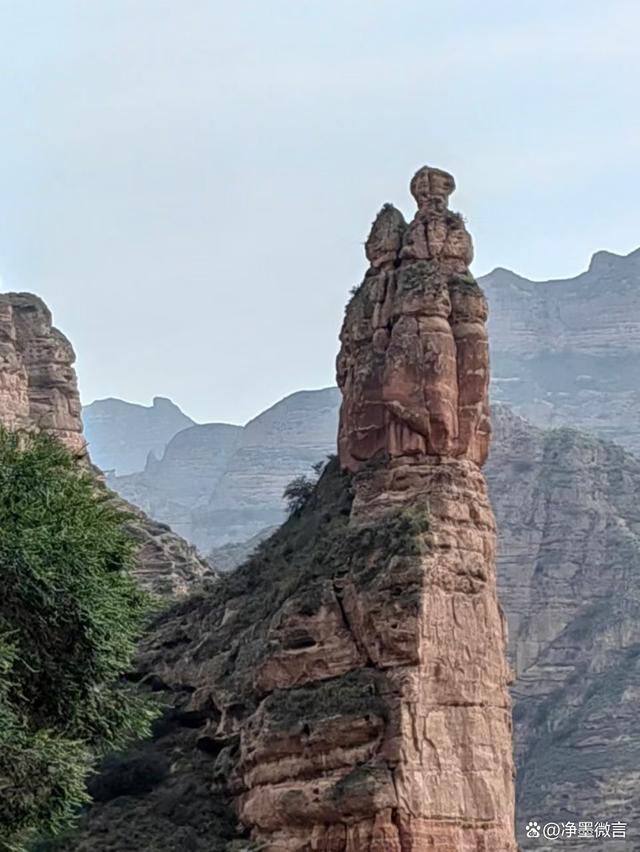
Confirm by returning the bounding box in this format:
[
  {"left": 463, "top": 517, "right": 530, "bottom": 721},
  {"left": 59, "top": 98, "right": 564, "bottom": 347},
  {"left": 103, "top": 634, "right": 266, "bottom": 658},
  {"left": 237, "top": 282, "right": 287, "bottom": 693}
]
[
  {"left": 68, "top": 167, "right": 516, "bottom": 851},
  {"left": 486, "top": 405, "right": 640, "bottom": 850},
  {"left": 0, "top": 292, "right": 85, "bottom": 454},
  {"left": 482, "top": 247, "right": 640, "bottom": 454},
  {"left": 206, "top": 404, "right": 640, "bottom": 849},
  {"left": 0, "top": 292, "right": 210, "bottom": 597},
  {"left": 83, "top": 396, "right": 195, "bottom": 475}
]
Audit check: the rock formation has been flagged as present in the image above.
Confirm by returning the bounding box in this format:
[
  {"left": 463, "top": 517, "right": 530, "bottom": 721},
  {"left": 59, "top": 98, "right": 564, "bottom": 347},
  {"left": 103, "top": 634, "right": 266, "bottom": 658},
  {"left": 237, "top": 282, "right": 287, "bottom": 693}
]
[
  {"left": 337, "top": 167, "right": 490, "bottom": 469},
  {"left": 0, "top": 291, "right": 211, "bottom": 597},
  {"left": 331, "top": 166, "right": 515, "bottom": 849},
  {"left": 486, "top": 405, "right": 640, "bottom": 850},
  {"left": 0, "top": 293, "right": 85, "bottom": 454},
  {"left": 67, "top": 167, "right": 516, "bottom": 852}
]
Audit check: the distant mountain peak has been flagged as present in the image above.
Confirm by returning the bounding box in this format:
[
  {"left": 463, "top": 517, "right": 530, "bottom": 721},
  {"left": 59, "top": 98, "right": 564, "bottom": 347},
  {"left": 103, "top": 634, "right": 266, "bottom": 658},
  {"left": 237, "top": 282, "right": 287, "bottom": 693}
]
[
  {"left": 83, "top": 396, "right": 195, "bottom": 475},
  {"left": 588, "top": 246, "right": 640, "bottom": 273},
  {"left": 482, "top": 246, "right": 640, "bottom": 288}
]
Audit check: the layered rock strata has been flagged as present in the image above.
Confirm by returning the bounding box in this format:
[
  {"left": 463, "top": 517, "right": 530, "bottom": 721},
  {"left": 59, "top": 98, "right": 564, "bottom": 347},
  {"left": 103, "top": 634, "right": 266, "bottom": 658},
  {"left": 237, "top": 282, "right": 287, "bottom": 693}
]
[
  {"left": 487, "top": 406, "right": 640, "bottom": 850},
  {"left": 0, "top": 293, "right": 85, "bottom": 454},
  {"left": 67, "top": 168, "right": 516, "bottom": 851},
  {"left": 330, "top": 167, "right": 515, "bottom": 849}
]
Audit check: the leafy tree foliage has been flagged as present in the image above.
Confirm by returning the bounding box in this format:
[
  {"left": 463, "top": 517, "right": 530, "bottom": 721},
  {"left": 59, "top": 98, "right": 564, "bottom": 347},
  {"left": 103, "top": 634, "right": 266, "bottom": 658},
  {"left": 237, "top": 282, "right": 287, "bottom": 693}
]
[
  {"left": 283, "top": 475, "right": 316, "bottom": 515},
  {"left": 283, "top": 458, "right": 332, "bottom": 516},
  {"left": 0, "top": 430, "right": 156, "bottom": 851}
]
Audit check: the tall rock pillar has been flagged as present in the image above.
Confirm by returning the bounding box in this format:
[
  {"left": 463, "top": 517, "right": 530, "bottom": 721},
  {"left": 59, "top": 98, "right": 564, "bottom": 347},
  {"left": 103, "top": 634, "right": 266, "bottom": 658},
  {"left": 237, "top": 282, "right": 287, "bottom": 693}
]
[{"left": 334, "top": 166, "right": 516, "bottom": 849}]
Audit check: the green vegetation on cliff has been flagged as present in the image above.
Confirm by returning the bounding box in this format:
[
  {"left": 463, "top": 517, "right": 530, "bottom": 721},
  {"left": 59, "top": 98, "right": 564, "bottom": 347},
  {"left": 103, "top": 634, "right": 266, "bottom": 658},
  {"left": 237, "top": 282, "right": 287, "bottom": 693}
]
[{"left": 0, "top": 430, "right": 156, "bottom": 851}]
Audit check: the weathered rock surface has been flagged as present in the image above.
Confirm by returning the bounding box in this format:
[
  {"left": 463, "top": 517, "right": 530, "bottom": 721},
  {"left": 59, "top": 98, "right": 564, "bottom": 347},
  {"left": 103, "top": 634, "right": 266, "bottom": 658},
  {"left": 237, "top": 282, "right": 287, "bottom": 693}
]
[
  {"left": 68, "top": 167, "right": 516, "bottom": 851},
  {"left": 0, "top": 292, "right": 211, "bottom": 597},
  {"left": 121, "top": 501, "right": 212, "bottom": 597},
  {"left": 486, "top": 405, "right": 640, "bottom": 850},
  {"left": 0, "top": 292, "right": 85, "bottom": 454},
  {"left": 337, "top": 168, "right": 490, "bottom": 470},
  {"left": 204, "top": 404, "right": 640, "bottom": 848},
  {"left": 68, "top": 456, "right": 515, "bottom": 852},
  {"left": 482, "top": 246, "right": 640, "bottom": 455},
  {"left": 83, "top": 396, "right": 195, "bottom": 475},
  {"left": 331, "top": 166, "right": 514, "bottom": 850}
]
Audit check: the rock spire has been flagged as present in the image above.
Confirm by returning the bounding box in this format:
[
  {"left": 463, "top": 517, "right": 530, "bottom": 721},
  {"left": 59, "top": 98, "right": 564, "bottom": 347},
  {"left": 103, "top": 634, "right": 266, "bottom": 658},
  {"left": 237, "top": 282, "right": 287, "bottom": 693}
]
[
  {"left": 325, "top": 165, "right": 517, "bottom": 849},
  {"left": 337, "top": 165, "right": 490, "bottom": 470}
]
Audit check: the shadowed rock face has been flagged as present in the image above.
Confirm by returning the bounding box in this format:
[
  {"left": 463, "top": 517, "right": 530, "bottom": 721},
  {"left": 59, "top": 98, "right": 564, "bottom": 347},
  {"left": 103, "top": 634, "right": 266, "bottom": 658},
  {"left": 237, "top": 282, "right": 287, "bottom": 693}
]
[
  {"left": 487, "top": 405, "right": 640, "bottom": 850},
  {"left": 337, "top": 166, "right": 490, "bottom": 471}
]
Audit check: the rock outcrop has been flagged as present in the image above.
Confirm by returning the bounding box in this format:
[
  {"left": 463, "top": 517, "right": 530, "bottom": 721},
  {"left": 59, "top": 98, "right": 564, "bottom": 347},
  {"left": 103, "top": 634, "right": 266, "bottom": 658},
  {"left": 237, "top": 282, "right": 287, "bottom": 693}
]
[
  {"left": 486, "top": 405, "right": 640, "bottom": 850},
  {"left": 0, "top": 293, "right": 85, "bottom": 454},
  {"left": 332, "top": 166, "right": 515, "bottom": 849},
  {"left": 337, "top": 168, "right": 490, "bottom": 469},
  {"left": 0, "top": 292, "right": 211, "bottom": 597},
  {"left": 68, "top": 167, "right": 516, "bottom": 851}
]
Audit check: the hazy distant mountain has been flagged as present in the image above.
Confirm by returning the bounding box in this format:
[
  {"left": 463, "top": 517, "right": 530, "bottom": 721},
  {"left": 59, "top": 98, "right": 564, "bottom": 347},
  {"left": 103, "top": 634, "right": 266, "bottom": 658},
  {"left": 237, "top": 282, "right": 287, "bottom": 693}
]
[
  {"left": 83, "top": 396, "right": 194, "bottom": 475},
  {"left": 481, "top": 247, "right": 640, "bottom": 454},
  {"left": 106, "top": 388, "right": 340, "bottom": 550}
]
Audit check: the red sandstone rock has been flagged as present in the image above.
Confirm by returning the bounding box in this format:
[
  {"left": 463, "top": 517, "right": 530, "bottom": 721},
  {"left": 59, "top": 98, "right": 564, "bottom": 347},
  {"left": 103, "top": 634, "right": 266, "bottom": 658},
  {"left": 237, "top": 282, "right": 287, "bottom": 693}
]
[
  {"left": 0, "top": 293, "right": 85, "bottom": 453},
  {"left": 63, "top": 168, "right": 515, "bottom": 852},
  {"left": 234, "top": 167, "right": 516, "bottom": 850},
  {"left": 337, "top": 166, "right": 490, "bottom": 471}
]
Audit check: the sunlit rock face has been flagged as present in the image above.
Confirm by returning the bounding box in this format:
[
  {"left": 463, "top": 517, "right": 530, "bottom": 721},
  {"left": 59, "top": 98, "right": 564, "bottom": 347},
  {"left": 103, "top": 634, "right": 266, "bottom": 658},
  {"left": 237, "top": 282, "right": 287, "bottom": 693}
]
[
  {"left": 0, "top": 293, "right": 85, "bottom": 454},
  {"left": 240, "top": 167, "right": 516, "bottom": 850},
  {"left": 337, "top": 166, "right": 490, "bottom": 472}
]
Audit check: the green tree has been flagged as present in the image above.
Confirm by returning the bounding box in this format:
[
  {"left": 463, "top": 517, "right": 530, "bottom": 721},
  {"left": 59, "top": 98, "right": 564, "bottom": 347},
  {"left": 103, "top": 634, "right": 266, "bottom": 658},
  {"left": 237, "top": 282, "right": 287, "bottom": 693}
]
[{"left": 0, "top": 430, "right": 156, "bottom": 851}]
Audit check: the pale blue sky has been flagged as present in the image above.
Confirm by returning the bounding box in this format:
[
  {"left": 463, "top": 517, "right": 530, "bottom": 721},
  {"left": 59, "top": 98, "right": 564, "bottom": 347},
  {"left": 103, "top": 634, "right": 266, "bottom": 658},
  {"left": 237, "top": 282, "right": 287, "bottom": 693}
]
[{"left": 1, "top": 1, "right": 638, "bottom": 423}]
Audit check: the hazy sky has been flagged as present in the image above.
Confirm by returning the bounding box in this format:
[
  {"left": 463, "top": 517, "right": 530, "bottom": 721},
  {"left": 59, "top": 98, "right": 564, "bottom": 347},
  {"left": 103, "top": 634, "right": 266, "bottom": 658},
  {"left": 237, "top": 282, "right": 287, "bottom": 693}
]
[{"left": 1, "top": 1, "right": 638, "bottom": 424}]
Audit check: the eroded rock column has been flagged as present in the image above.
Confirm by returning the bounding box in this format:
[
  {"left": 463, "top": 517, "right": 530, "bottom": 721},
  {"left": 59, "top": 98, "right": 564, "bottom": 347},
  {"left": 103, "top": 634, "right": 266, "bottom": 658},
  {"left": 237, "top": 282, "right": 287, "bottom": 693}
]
[
  {"left": 238, "top": 168, "right": 515, "bottom": 851},
  {"left": 335, "top": 166, "right": 515, "bottom": 849},
  {"left": 338, "top": 167, "right": 515, "bottom": 852}
]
